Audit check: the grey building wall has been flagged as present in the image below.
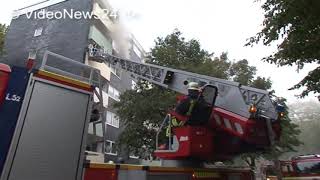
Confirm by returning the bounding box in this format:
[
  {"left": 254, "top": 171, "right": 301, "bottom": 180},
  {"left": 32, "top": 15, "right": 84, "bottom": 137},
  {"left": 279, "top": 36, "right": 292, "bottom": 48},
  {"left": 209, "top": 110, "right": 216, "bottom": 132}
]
[
  {"left": 103, "top": 44, "right": 144, "bottom": 163},
  {"left": 110, "top": 72, "right": 132, "bottom": 92},
  {"left": 129, "top": 38, "right": 145, "bottom": 62},
  {"left": 1, "top": 0, "right": 92, "bottom": 67},
  {"left": 2, "top": 0, "right": 145, "bottom": 164},
  {"left": 106, "top": 73, "right": 131, "bottom": 162},
  {"left": 104, "top": 44, "right": 144, "bottom": 164},
  {"left": 105, "top": 98, "right": 121, "bottom": 141},
  {"left": 110, "top": 42, "right": 143, "bottom": 93}
]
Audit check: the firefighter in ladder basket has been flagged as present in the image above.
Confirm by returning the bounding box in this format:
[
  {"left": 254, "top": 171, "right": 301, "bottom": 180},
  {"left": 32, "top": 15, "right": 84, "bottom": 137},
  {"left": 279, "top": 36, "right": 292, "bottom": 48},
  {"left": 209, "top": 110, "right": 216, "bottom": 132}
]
[{"left": 163, "top": 82, "right": 212, "bottom": 150}]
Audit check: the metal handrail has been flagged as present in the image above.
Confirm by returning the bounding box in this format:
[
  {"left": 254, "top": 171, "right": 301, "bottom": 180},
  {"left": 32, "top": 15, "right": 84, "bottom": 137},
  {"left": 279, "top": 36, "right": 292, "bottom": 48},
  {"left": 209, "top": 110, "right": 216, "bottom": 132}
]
[
  {"left": 155, "top": 114, "right": 171, "bottom": 150},
  {"left": 41, "top": 50, "right": 100, "bottom": 86}
]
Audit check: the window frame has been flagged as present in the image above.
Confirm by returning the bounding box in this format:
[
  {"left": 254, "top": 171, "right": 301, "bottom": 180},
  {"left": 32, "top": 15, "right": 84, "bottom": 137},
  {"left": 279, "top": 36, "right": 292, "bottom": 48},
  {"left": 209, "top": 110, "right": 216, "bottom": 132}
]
[
  {"left": 106, "top": 111, "right": 120, "bottom": 128},
  {"left": 105, "top": 140, "right": 117, "bottom": 155},
  {"left": 108, "top": 85, "right": 120, "bottom": 101}
]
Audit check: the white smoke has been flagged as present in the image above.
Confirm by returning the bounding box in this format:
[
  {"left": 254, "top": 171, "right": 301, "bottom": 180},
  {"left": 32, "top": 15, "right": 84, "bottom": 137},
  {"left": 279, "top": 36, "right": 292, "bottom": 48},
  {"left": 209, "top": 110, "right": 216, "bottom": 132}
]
[{"left": 110, "top": 21, "right": 130, "bottom": 59}]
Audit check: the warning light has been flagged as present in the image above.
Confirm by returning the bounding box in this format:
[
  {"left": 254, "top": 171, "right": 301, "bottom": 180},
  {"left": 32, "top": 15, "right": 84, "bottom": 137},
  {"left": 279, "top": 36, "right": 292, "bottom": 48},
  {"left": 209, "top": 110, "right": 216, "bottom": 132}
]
[
  {"left": 27, "top": 50, "right": 37, "bottom": 70},
  {"left": 279, "top": 112, "right": 285, "bottom": 118},
  {"left": 249, "top": 105, "right": 257, "bottom": 113},
  {"left": 276, "top": 104, "right": 285, "bottom": 119}
]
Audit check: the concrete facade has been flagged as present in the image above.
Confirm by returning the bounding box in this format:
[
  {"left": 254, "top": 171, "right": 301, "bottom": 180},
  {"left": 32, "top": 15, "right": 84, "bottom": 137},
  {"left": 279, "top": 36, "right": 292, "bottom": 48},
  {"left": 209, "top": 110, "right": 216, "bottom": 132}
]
[{"left": 2, "top": 0, "right": 91, "bottom": 67}]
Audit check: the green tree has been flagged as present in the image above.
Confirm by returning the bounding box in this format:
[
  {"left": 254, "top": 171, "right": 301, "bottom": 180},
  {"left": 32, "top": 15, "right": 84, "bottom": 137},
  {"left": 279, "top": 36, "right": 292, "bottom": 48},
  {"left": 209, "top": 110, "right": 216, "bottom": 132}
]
[
  {"left": 237, "top": 77, "right": 270, "bottom": 170},
  {"left": 229, "top": 60, "right": 300, "bottom": 172},
  {"left": 240, "top": 98, "right": 302, "bottom": 178},
  {"left": 267, "top": 100, "right": 302, "bottom": 158},
  {"left": 114, "top": 81, "right": 176, "bottom": 157},
  {"left": 230, "top": 59, "right": 273, "bottom": 91},
  {"left": 247, "top": 0, "right": 320, "bottom": 100},
  {"left": 251, "top": 76, "right": 272, "bottom": 90},
  {"left": 230, "top": 59, "right": 257, "bottom": 86},
  {"left": 149, "top": 30, "right": 230, "bottom": 79},
  {"left": 0, "top": 24, "right": 8, "bottom": 56},
  {"left": 265, "top": 99, "right": 302, "bottom": 178},
  {"left": 114, "top": 30, "right": 231, "bottom": 158},
  {"left": 114, "top": 30, "right": 282, "bottom": 160}
]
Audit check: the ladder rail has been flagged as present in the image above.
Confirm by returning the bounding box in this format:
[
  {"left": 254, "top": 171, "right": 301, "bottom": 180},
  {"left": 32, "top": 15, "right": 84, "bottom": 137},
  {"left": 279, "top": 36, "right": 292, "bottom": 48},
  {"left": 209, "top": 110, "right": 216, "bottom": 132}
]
[{"left": 88, "top": 46, "right": 278, "bottom": 120}]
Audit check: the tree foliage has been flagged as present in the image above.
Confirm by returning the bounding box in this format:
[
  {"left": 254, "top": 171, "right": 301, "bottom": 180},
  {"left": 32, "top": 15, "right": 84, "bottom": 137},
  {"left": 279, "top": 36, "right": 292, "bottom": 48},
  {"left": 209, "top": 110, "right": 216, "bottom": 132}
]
[
  {"left": 114, "top": 30, "right": 280, "bottom": 159},
  {"left": 113, "top": 81, "right": 176, "bottom": 157},
  {"left": 230, "top": 59, "right": 273, "bottom": 91},
  {"left": 114, "top": 30, "right": 231, "bottom": 158},
  {"left": 267, "top": 99, "right": 302, "bottom": 158},
  {"left": 286, "top": 101, "right": 320, "bottom": 157},
  {"left": 0, "top": 24, "right": 8, "bottom": 56},
  {"left": 251, "top": 76, "right": 272, "bottom": 91},
  {"left": 149, "top": 30, "right": 230, "bottom": 79},
  {"left": 240, "top": 98, "right": 302, "bottom": 171},
  {"left": 230, "top": 59, "right": 257, "bottom": 86},
  {"left": 247, "top": 0, "right": 320, "bottom": 100}
]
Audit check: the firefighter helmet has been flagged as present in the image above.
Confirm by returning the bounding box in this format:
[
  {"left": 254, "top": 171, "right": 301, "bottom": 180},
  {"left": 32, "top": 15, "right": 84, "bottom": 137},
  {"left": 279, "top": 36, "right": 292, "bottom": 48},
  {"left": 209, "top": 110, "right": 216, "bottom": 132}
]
[{"left": 187, "top": 82, "right": 200, "bottom": 90}]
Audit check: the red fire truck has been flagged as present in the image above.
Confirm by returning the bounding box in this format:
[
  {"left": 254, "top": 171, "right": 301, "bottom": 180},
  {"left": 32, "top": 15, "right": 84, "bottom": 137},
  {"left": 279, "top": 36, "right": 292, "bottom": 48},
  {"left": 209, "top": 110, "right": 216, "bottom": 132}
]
[
  {"left": 0, "top": 50, "right": 284, "bottom": 180},
  {"left": 280, "top": 154, "right": 320, "bottom": 179}
]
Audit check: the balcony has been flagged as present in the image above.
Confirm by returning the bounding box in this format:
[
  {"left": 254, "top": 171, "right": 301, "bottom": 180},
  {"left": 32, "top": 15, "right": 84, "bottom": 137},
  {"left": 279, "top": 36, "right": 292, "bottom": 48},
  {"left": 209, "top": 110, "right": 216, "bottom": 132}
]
[{"left": 92, "top": 1, "right": 115, "bottom": 32}]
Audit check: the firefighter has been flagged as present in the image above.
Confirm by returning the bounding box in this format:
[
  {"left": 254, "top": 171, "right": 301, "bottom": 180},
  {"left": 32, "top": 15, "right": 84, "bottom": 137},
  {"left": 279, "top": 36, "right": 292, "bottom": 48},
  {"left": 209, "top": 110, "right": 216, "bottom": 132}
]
[
  {"left": 165, "top": 82, "right": 203, "bottom": 138},
  {"left": 175, "top": 81, "right": 201, "bottom": 120}
]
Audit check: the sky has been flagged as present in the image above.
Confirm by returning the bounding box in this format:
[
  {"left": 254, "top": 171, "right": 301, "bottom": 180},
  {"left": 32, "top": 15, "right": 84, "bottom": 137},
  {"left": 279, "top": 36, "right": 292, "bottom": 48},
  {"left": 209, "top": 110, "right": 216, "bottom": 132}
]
[{"left": 0, "top": 0, "right": 318, "bottom": 103}]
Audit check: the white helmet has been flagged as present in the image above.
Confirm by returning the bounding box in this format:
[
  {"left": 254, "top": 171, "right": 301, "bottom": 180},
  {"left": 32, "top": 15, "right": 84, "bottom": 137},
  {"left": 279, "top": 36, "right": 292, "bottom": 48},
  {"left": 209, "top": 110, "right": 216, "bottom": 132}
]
[{"left": 187, "top": 82, "right": 200, "bottom": 90}]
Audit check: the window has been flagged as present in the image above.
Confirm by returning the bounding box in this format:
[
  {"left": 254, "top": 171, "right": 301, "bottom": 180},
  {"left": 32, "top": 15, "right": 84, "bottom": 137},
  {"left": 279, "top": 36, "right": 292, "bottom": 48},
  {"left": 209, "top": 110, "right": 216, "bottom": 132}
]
[
  {"left": 88, "top": 123, "right": 94, "bottom": 134},
  {"left": 112, "top": 41, "right": 120, "bottom": 54},
  {"left": 96, "top": 142, "right": 103, "bottom": 153},
  {"left": 88, "top": 26, "right": 112, "bottom": 54},
  {"left": 111, "top": 65, "right": 121, "bottom": 78},
  {"left": 129, "top": 152, "right": 139, "bottom": 159},
  {"left": 289, "top": 164, "right": 294, "bottom": 172},
  {"left": 281, "top": 165, "right": 288, "bottom": 173},
  {"left": 106, "top": 111, "right": 120, "bottom": 128},
  {"left": 296, "top": 161, "right": 320, "bottom": 174},
  {"left": 93, "top": 87, "right": 108, "bottom": 108},
  {"left": 105, "top": 140, "right": 117, "bottom": 155},
  {"left": 133, "top": 44, "right": 141, "bottom": 58},
  {"left": 108, "top": 85, "right": 120, "bottom": 101},
  {"left": 88, "top": 122, "right": 103, "bottom": 137},
  {"left": 107, "top": 62, "right": 121, "bottom": 78},
  {"left": 34, "top": 27, "right": 43, "bottom": 37},
  {"left": 131, "top": 80, "right": 137, "bottom": 90},
  {"left": 95, "top": 122, "right": 103, "bottom": 136}
]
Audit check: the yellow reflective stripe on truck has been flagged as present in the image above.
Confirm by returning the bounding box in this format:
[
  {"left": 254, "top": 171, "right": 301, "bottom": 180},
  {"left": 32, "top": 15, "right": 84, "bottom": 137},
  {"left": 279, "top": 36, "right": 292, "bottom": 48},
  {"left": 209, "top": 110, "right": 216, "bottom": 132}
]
[
  {"left": 89, "top": 163, "right": 116, "bottom": 169},
  {"left": 36, "top": 70, "right": 92, "bottom": 91},
  {"left": 193, "top": 171, "right": 221, "bottom": 178},
  {"left": 89, "top": 163, "right": 147, "bottom": 170},
  {"left": 118, "top": 164, "right": 146, "bottom": 170},
  {"left": 149, "top": 166, "right": 193, "bottom": 172},
  {"left": 283, "top": 177, "right": 320, "bottom": 180}
]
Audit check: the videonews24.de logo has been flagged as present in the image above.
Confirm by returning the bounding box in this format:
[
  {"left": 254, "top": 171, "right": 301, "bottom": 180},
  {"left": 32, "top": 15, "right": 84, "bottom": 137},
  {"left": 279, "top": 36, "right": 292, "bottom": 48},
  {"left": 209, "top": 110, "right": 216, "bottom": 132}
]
[{"left": 12, "top": 9, "right": 137, "bottom": 20}]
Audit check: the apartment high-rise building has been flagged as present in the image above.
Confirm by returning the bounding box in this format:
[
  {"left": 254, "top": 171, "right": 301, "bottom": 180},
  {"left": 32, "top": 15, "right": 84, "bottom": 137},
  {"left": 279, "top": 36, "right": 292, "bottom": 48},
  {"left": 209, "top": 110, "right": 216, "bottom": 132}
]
[{"left": 2, "top": 0, "right": 145, "bottom": 163}]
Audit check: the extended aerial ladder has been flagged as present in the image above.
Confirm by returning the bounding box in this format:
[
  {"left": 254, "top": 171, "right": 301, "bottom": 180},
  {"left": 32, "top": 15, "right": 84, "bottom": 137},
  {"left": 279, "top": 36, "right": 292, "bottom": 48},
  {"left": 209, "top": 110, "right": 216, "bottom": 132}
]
[
  {"left": 87, "top": 45, "right": 282, "bottom": 160},
  {"left": 88, "top": 45, "right": 277, "bottom": 120},
  {"left": 0, "top": 49, "right": 272, "bottom": 180}
]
